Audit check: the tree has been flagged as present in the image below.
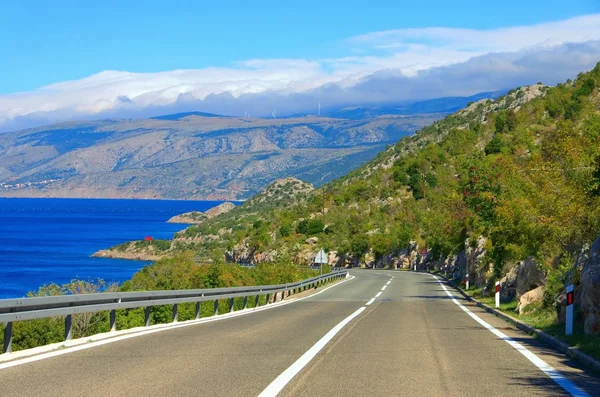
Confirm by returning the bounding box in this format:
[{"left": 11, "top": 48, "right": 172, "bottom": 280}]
[
  {"left": 296, "top": 219, "right": 309, "bottom": 234},
  {"left": 307, "top": 219, "right": 324, "bottom": 235}
]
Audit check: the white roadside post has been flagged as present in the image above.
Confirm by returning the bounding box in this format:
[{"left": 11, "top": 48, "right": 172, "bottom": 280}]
[
  {"left": 495, "top": 281, "right": 500, "bottom": 308},
  {"left": 465, "top": 274, "right": 469, "bottom": 290},
  {"left": 566, "top": 284, "right": 574, "bottom": 336}
]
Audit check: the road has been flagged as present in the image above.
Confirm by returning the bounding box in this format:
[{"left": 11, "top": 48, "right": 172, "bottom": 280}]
[{"left": 1, "top": 270, "right": 599, "bottom": 396}]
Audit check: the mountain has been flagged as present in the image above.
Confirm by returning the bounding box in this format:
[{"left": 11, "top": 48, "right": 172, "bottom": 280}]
[
  {"left": 324, "top": 91, "right": 505, "bottom": 119},
  {"left": 109, "top": 63, "right": 600, "bottom": 339},
  {"left": 0, "top": 112, "right": 447, "bottom": 201}
]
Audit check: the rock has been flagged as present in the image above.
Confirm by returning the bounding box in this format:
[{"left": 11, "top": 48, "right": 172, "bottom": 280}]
[
  {"left": 466, "top": 236, "right": 488, "bottom": 287},
  {"left": 581, "top": 236, "right": 600, "bottom": 335},
  {"left": 305, "top": 237, "right": 319, "bottom": 245},
  {"left": 517, "top": 287, "right": 545, "bottom": 314},
  {"left": 516, "top": 257, "right": 546, "bottom": 297},
  {"left": 167, "top": 211, "right": 206, "bottom": 224},
  {"left": 225, "top": 237, "right": 256, "bottom": 264},
  {"left": 499, "top": 257, "right": 546, "bottom": 303},
  {"left": 499, "top": 265, "right": 519, "bottom": 302},
  {"left": 453, "top": 251, "right": 467, "bottom": 279},
  {"left": 556, "top": 248, "right": 588, "bottom": 324},
  {"left": 167, "top": 202, "right": 236, "bottom": 224},
  {"left": 204, "top": 202, "right": 236, "bottom": 218}
]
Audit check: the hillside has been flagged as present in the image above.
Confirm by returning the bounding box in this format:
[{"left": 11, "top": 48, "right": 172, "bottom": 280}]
[
  {"left": 109, "top": 63, "right": 600, "bottom": 338},
  {"left": 0, "top": 112, "right": 442, "bottom": 200}
]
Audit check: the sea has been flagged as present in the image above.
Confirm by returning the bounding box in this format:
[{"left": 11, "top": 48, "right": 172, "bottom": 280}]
[{"left": 0, "top": 198, "right": 225, "bottom": 299}]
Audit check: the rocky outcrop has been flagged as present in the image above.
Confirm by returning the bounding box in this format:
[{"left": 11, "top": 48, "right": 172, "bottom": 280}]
[
  {"left": 398, "top": 241, "right": 419, "bottom": 269},
  {"left": 225, "top": 238, "right": 257, "bottom": 264},
  {"left": 556, "top": 248, "right": 588, "bottom": 324},
  {"left": 92, "top": 243, "right": 166, "bottom": 261},
  {"left": 499, "top": 258, "right": 546, "bottom": 303},
  {"left": 499, "top": 264, "right": 519, "bottom": 302},
  {"left": 516, "top": 258, "right": 546, "bottom": 297},
  {"left": 581, "top": 236, "right": 600, "bottom": 335},
  {"left": 167, "top": 202, "right": 236, "bottom": 224},
  {"left": 466, "top": 237, "right": 488, "bottom": 287},
  {"left": 167, "top": 212, "right": 206, "bottom": 224}
]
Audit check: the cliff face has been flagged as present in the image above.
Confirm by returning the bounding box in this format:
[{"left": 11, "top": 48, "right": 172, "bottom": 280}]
[{"left": 0, "top": 113, "right": 441, "bottom": 200}]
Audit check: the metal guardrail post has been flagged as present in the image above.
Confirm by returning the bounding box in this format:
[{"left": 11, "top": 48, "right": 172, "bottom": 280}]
[
  {"left": 214, "top": 300, "right": 219, "bottom": 316},
  {"left": 229, "top": 298, "right": 235, "bottom": 313},
  {"left": 144, "top": 307, "right": 151, "bottom": 327},
  {"left": 266, "top": 293, "right": 271, "bottom": 304},
  {"left": 255, "top": 295, "right": 260, "bottom": 307},
  {"left": 243, "top": 296, "right": 248, "bottom": 310},
  {"left": 172, "top": 304, "right": 178, "bottom": 323},
  {"left": 3, "top": 322, "right": 12, "bottom": 353},
  {"left": 65, "top": 315, "right": 73, "bottom": 340},
  {"left": 110, "top": 309, "right": 116, "bottom": 332},
  {"left": 195, "top": 302, "right": 201, "bottom": 320}
]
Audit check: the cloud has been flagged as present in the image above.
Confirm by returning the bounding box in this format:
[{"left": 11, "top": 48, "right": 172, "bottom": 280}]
[{"left": 2, "top": 15, "right": 600, "bottom": 132}]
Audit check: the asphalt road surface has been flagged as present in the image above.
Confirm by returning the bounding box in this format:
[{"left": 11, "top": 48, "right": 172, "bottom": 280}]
[{"left": 1, "top": 270, "right": 599, "bottom": 396}]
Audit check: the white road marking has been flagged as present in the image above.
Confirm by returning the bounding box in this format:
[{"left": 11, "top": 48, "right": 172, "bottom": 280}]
[
  {"left": 258, "top": 306, "right": 366, "bottom": 397},
  {"left": 386, "top": 281, "right": 391, "bottom": 285},
  {"left": 0, "top": 275, "right": 356, "bottom": 370},
  {"left": 381, "top": 285, "right": 387, "bottom": 291},
  {"left": 375, "top": 292, "right": 382, "bottom": 298},
  {"left": 366, "top": 298, "right": 376, "bottom": 306},
  {"left": 432, "top": 275, "right": 589, "bottom": 397}
]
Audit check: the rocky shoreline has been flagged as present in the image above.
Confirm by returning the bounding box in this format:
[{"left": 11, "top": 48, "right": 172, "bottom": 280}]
[{"left": 92, "top": 202, "right": 237, "bottom": 261}]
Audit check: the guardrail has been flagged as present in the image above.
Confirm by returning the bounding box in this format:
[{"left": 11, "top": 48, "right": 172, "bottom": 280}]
[{"left": 0, "top": 270, "right": 348, "bottom": 354}]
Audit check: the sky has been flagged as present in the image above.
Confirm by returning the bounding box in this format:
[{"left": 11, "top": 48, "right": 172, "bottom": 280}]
[{"left": 1, "top": 0, "right": 600, "bottom": 131}]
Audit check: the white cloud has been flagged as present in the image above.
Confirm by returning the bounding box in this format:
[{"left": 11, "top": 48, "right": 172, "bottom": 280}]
[{"left": 2, "top": 14, "right": 600, "bottom": 131}]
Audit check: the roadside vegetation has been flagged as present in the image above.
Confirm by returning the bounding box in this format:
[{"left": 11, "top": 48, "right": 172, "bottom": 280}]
[{"left": 0, "top": 254, "right": 322, "bottom": 352}]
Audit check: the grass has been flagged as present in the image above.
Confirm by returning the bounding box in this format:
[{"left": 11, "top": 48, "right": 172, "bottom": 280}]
[{"left": 461, "top": 284, "right": 600, "bottom": 362}]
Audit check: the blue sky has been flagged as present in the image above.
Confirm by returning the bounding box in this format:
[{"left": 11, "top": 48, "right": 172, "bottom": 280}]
[
  {"left": 1, "top": 1, "right": 600, "bottom": 131},
  {"left": 1, "top": 0, "right": 599, "bottom": 93}
]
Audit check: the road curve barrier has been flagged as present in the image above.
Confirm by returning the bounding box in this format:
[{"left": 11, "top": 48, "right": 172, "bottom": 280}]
[{"left": 1, "top": 270, "right": 348, "bottom": 354}]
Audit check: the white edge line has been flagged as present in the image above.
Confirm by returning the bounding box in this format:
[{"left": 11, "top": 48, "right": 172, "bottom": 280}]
[
  {"left": 381, "top": 285, "right": 387, "bottom": 291},
  {"left": 258, "top": 306, "right": 366, "bottom": 397},
  {"left": 430, "top": 274, "right": 588, "bottom": 397},
  {"left": 0, "top": 275, "right": 356, "bottom": 370},
  {"left": 386, "top": 281, "right": 391, "bottom": 285},
  {"left": 366, "top": 298, "right": 376, "bottom": 306},
  {"left": 375, "top": 292, "right": 382, "bottom": 298}
]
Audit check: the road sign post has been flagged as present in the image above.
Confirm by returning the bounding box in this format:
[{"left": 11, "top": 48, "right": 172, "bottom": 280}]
[
  {"left": 314, "top": 249, "right": 328, "bottom": 275},
  {"left": 495, "top": 281, "right": 500, "bottom": 308},
  {"left": 465, "top": 274, "right": 469, "bottom": 290},
  {"left": 566, "top": 284, "right": 574, "bottom": 336}
]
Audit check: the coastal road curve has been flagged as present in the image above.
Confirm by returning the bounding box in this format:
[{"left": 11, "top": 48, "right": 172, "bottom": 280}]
[{"left": 1, "top": 270, "right": 600, "bottom": 396}]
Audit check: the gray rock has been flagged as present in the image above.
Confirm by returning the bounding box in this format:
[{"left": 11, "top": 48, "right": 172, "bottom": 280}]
[
  {"left": 516, "top": 257, "right": 546, "bottom": 297},
  {"left": 499, "top": 264, "right": 519, "bottom": 302},
  {"left": 499, "top": 258, "right": 546, "bottom": 303},
  {"left": 581, "top": 236, "right": 600, "bottom": 335}
]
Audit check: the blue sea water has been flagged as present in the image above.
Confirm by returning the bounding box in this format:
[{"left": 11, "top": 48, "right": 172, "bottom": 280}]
[{"left": 0, "top": 198, "right": 225, "bottom": 299}]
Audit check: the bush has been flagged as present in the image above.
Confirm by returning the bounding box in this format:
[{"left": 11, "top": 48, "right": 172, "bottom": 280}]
[
  {"left": 307, "top": 219, "right": 324, "bottom": 235},
  {"left": 296, "top": 219, "right": 309, "bottom": 234}
]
